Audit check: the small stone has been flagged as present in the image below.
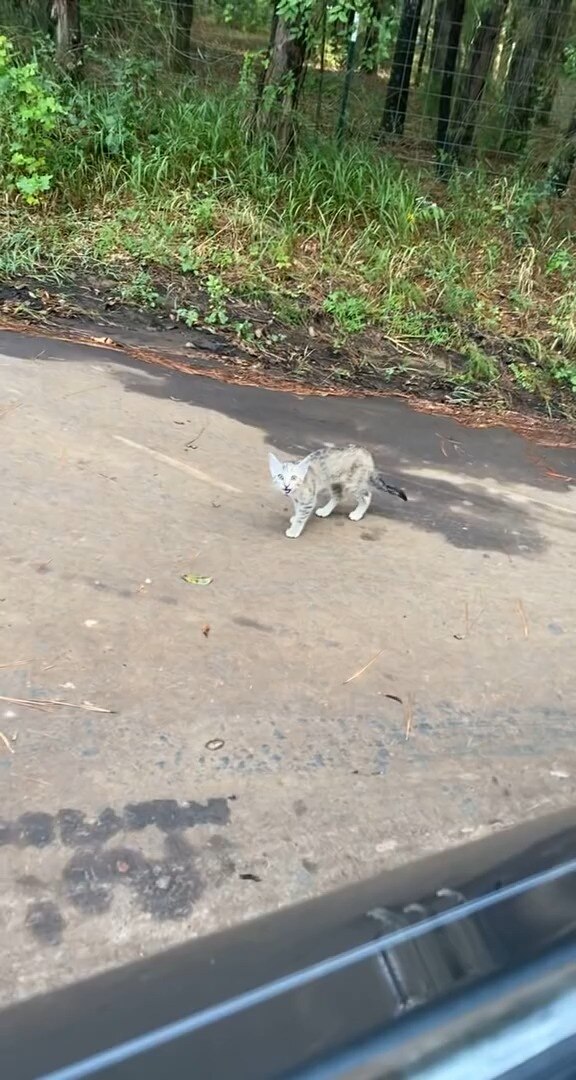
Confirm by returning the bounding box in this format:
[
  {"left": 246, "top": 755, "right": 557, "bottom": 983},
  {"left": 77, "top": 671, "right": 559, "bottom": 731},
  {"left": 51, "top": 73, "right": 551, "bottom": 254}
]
[
  {"left": 156, "top": 876, "right": 171, "bottom": 890},
  {"left": 375, "top": 839, "right": 398, "bottom": 854},
  {"left": 205, "top": 739, "right": 224, "bottom": 751}
]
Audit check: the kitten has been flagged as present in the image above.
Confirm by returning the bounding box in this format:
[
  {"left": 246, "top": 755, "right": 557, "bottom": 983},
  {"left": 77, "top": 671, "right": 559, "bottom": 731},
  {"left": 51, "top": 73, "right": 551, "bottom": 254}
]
[{"left": 269, "top": 444, "right": 407, "bottom": 538}]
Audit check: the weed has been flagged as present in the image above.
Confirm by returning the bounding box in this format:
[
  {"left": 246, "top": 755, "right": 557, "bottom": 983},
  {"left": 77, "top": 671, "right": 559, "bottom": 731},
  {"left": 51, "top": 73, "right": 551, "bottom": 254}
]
[
  {"left": 553, "top": 362, "right": 576, "bottom": 396},
  {"left": 177, "top": 306, "right": 200, "bottom": 327},
  {"left": 119, "top": 271, "right": 159, "bottom": 307},
  {"left": 546, "top": 246, "right": 576, "bottom": 279},
  {"left": 272, "top": 296, "right": 307, "bottom": 325},
  {"left": 233, "top": 319, "right": 256, "bottom": 341},
  {"left": 204, "top": 273, "right": 229, "bottom": 326},
  {"left": 0, "top": 35, "right": 65, "bottom": 204},
  {"left": 509, "top": 363, "right": 548, "bottom": 397},
  {"left": 551, "top": 295, "right": 576, "bottom": 360},
  {"left": 323, "top": 291, "right": 372, "bottom": 335},
  {"left": 179, "top": 246, "right": 201, "bottom": 274},
  {"left": 459, "top": 344, "right": 499, "bottom": 385}
]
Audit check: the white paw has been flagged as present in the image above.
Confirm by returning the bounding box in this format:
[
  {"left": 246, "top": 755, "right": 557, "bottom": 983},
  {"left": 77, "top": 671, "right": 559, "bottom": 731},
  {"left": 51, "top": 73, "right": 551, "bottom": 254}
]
[
  {"left": 315, "top": 506, "right": 332, "bottom": 518},
  {"left": 285, "top": 525, "right": 302, "bottom": 538},
  {"left": 349, "top": 507, "right": 366, "bottom": 522}
]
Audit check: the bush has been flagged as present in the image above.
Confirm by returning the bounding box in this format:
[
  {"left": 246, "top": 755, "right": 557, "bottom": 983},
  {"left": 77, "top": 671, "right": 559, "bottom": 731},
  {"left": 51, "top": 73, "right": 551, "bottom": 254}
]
[{"left": 0, "top": 35, "right": 67, "bottom": 204}]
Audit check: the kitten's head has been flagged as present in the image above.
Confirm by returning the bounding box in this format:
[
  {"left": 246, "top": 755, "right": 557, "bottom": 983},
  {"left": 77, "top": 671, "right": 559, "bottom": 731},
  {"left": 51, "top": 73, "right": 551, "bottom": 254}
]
[{"left": 268, "top": 451, "right": 309, "bottom": 496}]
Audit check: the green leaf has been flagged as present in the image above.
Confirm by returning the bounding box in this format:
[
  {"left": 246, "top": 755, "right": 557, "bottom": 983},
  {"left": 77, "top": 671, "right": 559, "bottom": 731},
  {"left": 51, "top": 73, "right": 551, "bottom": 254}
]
[{"left": 181, "top": 574, "right": 213, "bottom": 586}]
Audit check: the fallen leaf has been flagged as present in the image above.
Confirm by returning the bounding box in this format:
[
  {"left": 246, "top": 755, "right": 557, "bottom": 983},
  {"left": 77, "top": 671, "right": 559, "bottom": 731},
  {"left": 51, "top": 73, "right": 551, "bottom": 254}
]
[
  {"left": 202, "top": 624, "right": 211, "bottom": 637},
  {"left": 182, "top": 574, "right": 213, "bottom": 586}
]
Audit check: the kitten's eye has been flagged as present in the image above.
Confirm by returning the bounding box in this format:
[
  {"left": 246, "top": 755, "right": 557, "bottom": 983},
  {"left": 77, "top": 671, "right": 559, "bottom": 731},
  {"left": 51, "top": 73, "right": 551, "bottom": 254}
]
[{"left": 291, "top": 474, "right": 298, "bottom": 482}]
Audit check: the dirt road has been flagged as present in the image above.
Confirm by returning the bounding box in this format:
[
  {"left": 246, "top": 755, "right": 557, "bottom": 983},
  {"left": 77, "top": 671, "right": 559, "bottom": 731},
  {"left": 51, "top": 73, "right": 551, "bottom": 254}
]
[{"left": 1, "top": 328, "right": 575, "bottom": 1004}]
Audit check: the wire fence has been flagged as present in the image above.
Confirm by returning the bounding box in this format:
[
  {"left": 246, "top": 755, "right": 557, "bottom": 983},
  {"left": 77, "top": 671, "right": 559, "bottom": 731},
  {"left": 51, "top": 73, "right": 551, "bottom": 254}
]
[{"left": 1, "top": 0, "right": 575, "bottom": 184}]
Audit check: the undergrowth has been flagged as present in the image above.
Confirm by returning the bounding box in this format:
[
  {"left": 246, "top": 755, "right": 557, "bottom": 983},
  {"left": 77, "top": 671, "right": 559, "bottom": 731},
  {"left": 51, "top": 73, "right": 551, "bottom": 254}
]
[{"left": 0, "top": 37, "right": 575, "bottom": 414}]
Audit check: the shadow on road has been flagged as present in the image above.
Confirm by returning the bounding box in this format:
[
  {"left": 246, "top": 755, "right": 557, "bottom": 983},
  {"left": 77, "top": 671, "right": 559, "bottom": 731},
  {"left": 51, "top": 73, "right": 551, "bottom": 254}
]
[{"left": 107, "top": 361, "right": 560, "bottom": 557}]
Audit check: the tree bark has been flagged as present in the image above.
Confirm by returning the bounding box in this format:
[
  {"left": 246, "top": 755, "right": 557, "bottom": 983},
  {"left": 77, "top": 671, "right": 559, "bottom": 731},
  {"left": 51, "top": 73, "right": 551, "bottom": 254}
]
[
  {"left": 428, "top": 0, "right": 450, "bottom": 80},
  {"left": 255, "top": 13, "right": 310, "bottom": 156},
  {"left": 171, "top": 0, "right": 194, "bottom": 72},
  {"left": 535, "top": 0, "right": 573, "bottom": 126},
  {"left": 424, "top": 0, "right": 451, "bottom": 121},
  {"left": 547, "top": 108, "right": 576, "bottom": 196},
  {"left": 499, "top": 0, "right": 555, "bottom": 152},
  {"left": 415, "top": 0, "right": 435, "bottom": 85},
  {"left": 447, "top": 0, "right": 508, "bottom": 160},
  {"left": 435, "top": 0, "right": 467, "bottom": 161},
  {"left": 380, "top": 0, "right": 424, "bottom": 136},
  {"left": 51, "top": 0, "right": 82, "bottom": 72}
]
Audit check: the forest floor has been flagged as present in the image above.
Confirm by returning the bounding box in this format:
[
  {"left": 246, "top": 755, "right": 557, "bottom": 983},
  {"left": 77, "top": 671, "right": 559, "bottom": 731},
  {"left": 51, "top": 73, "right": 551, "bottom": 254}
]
[{"left": 1, "top": 269, "right": 576, "bottom": 441}]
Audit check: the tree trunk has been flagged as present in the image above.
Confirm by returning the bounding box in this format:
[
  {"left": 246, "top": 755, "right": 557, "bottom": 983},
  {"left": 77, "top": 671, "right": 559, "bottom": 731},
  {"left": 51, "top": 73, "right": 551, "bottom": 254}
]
[
  {"left": 428, "top": 0, "right": 450, "bottom": 80},
  {"left": 448, "top": 0, "right": 508, "bottom": 160},
  {"left": 255, "top": 5, "right": 279, "bottom": 110},
  {"left": 171, "top": 0, "right": 194, "bottom": 72},
  {"left": 415, "top": 0, "right": 435, "bottom": 85},
  {"left": 424, "top": 0, "right": 450, "bottom": 120},
  {"left": 499, "top": 0, "right": 553, "bottom": 153},
  {"left": 380, "top": 0, "right": 424, "bottom": 136},
  {"left": 547, "top": 108, "right": 576, "bottom": 196},
  {"left": 51, "top": 0, "right": 82, "bottom": 72},
  {"left": 435, "top": 0, "right": 467, "bottom": 161},
  {"left": 535, "top": 0, "right": 573, "bottom": 126},
  {"left": 255, "top": 13, "right": 310, "bottom": 156}
]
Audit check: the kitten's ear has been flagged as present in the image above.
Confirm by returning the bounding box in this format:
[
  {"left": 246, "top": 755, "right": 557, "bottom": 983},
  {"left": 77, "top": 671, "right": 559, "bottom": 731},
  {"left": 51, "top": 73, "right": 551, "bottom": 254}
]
[
  {"left": 268, "top": 451, "right": 282, "bottom": 477},
  {"left": 294, "top": 459, "right": 310, "bottom": 480}
]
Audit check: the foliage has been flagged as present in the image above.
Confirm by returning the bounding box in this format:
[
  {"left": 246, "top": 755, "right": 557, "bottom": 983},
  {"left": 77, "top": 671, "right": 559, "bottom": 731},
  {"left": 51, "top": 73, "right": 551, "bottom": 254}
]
[
  {"left": 0, "top": 0, "right": 575, "bottom": 412},
  {"left": 0, "top": 35, "right": 66, "bottom": 204}
]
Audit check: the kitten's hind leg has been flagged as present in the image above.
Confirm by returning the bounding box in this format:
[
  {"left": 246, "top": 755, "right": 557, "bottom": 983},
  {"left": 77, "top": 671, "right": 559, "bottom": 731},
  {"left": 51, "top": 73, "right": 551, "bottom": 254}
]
[
  {"left": 349, "top": 489, "right": 372, "bottom": 521},
  {"left": 316, "top": 483, "right": 342, "bottom": 518}
]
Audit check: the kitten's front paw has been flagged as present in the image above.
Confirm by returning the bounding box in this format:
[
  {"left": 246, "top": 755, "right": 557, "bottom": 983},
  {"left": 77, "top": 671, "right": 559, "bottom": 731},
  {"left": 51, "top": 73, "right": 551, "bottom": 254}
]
[{"left": 285, "top": 525, "right": 302, "bottom": 538}]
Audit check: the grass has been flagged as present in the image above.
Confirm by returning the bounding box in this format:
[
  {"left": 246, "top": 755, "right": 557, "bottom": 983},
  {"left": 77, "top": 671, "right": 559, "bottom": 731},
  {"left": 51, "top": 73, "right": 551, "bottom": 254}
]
[{"left": 0, "top": 35, "right": 575, "bottom": 417}]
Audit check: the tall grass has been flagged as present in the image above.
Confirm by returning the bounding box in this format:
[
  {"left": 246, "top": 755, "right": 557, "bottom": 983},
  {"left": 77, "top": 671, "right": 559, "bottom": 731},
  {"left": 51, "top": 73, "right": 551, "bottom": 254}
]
[{"left": 0, "top": 44, "right": 575, "bottom": 407}]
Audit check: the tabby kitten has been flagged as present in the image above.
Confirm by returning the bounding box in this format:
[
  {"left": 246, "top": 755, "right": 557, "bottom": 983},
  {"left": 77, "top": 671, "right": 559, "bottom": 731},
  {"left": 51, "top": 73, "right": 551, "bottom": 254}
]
[{"left": 269, "top": 444, "right": 407, "bottom": 538}]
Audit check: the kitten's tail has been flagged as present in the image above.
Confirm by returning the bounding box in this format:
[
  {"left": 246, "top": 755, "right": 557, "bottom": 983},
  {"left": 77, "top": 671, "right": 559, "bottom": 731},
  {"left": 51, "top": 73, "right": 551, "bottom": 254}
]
[{"left": 370, "top": 473, "right": 408, "bottom": 502}]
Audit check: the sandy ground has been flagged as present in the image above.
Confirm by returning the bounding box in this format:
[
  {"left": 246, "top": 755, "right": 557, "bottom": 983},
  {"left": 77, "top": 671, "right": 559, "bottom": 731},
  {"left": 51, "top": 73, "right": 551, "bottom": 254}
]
[{"left": 1, "top": 328, "right": 575, "bottom": 1005}]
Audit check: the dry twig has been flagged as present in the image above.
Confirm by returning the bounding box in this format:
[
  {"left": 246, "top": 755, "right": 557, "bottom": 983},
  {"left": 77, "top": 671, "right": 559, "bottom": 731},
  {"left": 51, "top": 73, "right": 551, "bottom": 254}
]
[
  {"left": 517, "top": 599, "right": 529, "bottom": 639},
  {"left": 404, "top": 694, "right": 414, "bottom": 740},
  {"left": 343, "top": 649, "right": 383, "bottom": 684},
  {"left": 0, "top": 695, "right": 113, "bottom": 713},
  {"left": 0, "top": 730, "right": 15, "bottom": 754}
]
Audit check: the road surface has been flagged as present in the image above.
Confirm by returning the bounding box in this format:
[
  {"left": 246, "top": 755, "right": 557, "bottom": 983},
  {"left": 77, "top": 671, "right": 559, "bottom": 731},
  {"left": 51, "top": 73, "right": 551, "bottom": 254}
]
[{"left": 1, "top": 328, "right": 575, "bottom": 1004}]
